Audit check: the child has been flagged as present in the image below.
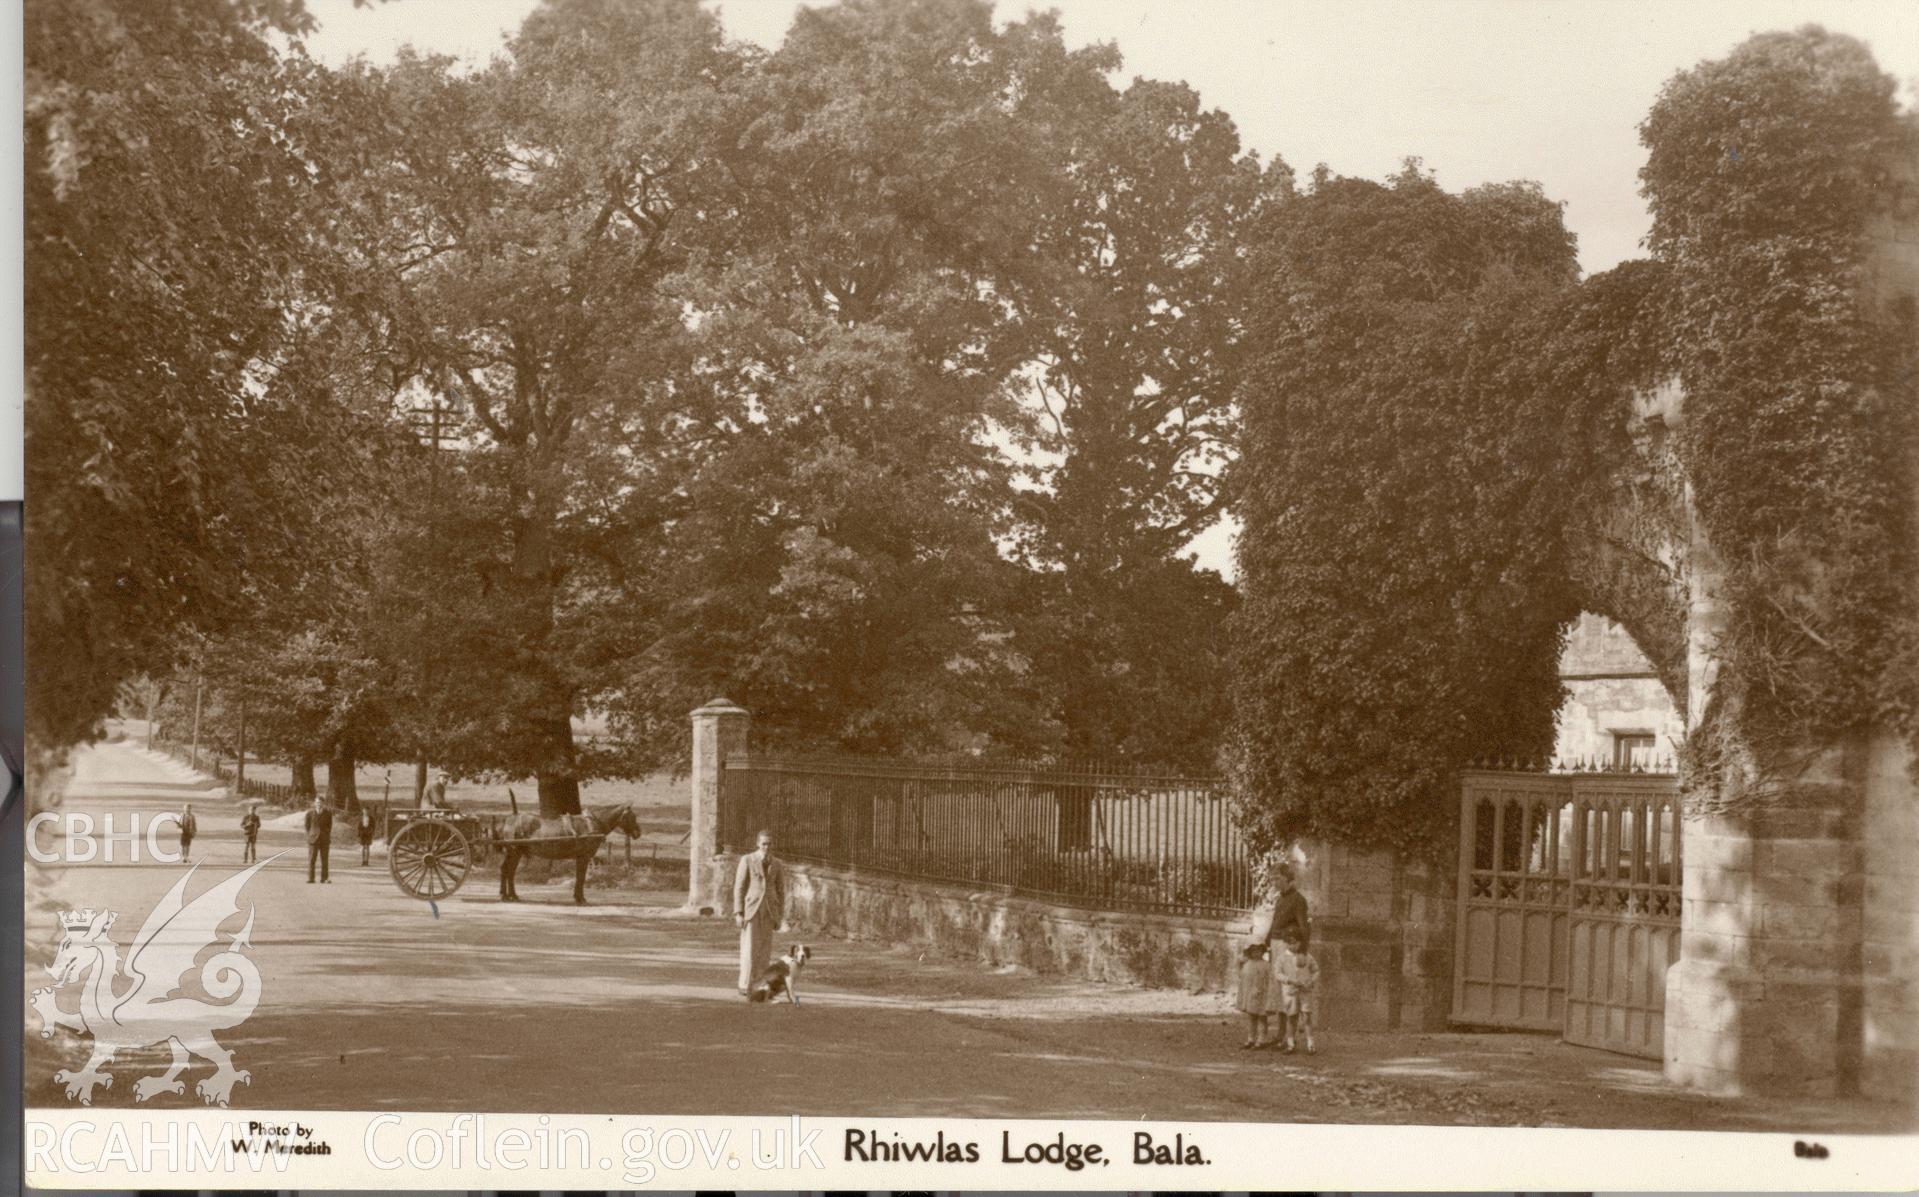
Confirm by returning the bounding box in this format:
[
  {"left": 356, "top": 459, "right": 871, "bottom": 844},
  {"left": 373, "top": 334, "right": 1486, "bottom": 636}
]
[
  {"left": 1234, "top": 941, "right": 1272, "bottom": 1049},
  {"left": 1276, "top": 932, "right": 1321, "bottom": 1054},
  {"left": 1270, "top": 932, "right": 1298, "bottom": 1049}
]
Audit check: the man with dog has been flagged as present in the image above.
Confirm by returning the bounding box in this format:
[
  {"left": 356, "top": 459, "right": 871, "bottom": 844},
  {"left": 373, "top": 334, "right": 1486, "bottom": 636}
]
[{"left": 734, "top": 828, "right": 785, "bottom": 997}]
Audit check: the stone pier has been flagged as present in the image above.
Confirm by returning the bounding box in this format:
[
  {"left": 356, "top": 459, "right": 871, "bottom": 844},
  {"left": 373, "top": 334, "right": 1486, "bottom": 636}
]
[
  {"left": 1662, "top": 464, "right": 1918, "bottom": 1101},
  {"left": 1665, "top": 733, "right": 1917, "bottom": 1103},
  {"left": 1293, "top": 839, "right": 1456, "bottom": 1031},
  {"left": 686, "top": 698, "right": 749, "bottom": 912}
]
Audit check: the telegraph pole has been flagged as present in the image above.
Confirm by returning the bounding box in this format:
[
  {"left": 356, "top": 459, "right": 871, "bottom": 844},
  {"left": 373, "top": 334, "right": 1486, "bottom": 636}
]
[
  {"left": 406, "top": 393, "right": 458, "bottom": 804},
  {"left": 189, "top": 676, "right": 204, "bottom": 771}
]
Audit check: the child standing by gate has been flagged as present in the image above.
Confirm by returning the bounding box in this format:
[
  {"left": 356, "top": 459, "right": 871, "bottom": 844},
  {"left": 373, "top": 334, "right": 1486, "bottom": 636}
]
[
  {"left": 1234, "top": 941, "right": 1272, "bottom": 1048},
  {"left": 1276, "top": 932, "right": 1321, "bottom": 1054}
]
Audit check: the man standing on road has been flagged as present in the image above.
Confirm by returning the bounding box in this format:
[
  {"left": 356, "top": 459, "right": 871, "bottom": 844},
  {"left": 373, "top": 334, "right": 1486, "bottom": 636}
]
[
  {"left": 357, "top": 806, "right": 376, "bottom": 865},
  {"left": 305, "top": 796, "right": 333, "bottom": 884},
  {"left": 178, "top": 803, "right": 197, "bottom": 863},
  {"left": 240, "top": 805, "right": 261, "bottom": 863},
  {"left": 734, "top": 829, "right": 785, "bottom": 997}
]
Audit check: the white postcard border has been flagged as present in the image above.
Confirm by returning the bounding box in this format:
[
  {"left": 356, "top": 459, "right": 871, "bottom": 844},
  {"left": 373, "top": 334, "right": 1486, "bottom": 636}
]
[{"left": 20, "top": 1108, "right": 1919, "bottom": 1191}]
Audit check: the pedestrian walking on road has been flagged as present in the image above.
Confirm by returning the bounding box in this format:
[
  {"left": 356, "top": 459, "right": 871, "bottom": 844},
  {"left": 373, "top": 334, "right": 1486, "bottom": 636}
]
[
  {"left": 240, "top": 806, "right": 261, "bottom": 863},
  {"left": 357, "top": 806, "right": 375, "bottom": 865},
  {"left": 305, "top": 795, "right": 333, "bottom": 883},
  {"left": 178, "top": 803, "right": 197, "bottom": 863},
  {"left": 734, "top": 829, "right": 785, "bottom": 997}
]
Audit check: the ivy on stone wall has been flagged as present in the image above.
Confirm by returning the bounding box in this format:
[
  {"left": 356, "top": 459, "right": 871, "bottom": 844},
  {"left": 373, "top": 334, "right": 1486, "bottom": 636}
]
[
  {"left": 1640, "top": 26, "right": 1918, "bottom": 801},
  {"left": 1541, "top": 260, "right": 1691, "bottom": 707},
  {"left": 1229, "top": 166, "right": 1635, "bottom": 857},
  {"left": 1231, "top": 28, "right": 1917, "bottom": 856}
]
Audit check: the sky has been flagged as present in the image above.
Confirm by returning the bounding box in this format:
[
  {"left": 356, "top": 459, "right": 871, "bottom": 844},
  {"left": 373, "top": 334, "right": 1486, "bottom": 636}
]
[{"left": 297, "top": 0, "right": 1919, "bottom": 575}]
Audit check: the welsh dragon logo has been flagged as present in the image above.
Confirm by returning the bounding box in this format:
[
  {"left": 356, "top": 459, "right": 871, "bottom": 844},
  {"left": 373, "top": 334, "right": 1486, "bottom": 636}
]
[{"left": 32, "top": 856, "right": 277, "bottom": 1106}]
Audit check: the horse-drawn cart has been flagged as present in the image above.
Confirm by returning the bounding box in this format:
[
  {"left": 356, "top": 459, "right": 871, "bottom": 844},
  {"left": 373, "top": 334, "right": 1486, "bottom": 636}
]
[
  {"left": 384, "top": 808, "right": 493, "bottom": 900},
  {"left": 382, "top": 803, "right": 639, "bottom": 903}
]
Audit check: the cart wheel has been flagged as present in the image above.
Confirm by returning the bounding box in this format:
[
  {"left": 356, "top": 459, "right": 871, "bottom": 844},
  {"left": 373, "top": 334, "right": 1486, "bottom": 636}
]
[{"left": 388, "top": 818, "right": 470, "bottom": 900}]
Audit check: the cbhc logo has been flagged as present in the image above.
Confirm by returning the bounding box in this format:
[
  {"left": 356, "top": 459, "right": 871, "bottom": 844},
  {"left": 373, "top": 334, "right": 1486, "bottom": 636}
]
[{"left": 28, "top": 813, "right": 188, "bottom": 864}]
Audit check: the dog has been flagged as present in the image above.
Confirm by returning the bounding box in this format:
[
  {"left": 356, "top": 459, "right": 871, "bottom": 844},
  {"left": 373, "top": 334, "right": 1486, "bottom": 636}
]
[{"left": 748, "top": 944, "right": 812, "bottom": 1005}]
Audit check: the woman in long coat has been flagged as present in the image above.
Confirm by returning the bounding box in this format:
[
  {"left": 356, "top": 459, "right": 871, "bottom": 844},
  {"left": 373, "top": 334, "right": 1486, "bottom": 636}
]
[{"left": 1265, "top": 862, "right": 1311, "bottom": 949}]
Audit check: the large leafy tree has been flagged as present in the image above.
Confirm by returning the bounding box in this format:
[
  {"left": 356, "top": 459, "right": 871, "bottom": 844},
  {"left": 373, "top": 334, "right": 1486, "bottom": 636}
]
[
  {"left": 138, "top": 311, "right": 422, "bottom": 807},
  {"left": 345, "top": 0, "right": 746, "bottom": 815},
  {"left": 608, "top": 0, "right": 1120, "bottom": 762},
  {"left": 24, "top": 0, "right": 356, "bottom": 773},
  {"left": 1016, "top": 80, "right": 1276, "bottom": 574},
  {"left": 202, "top": 380, "right": 419, "bottom": 808},
  {"left": 1007, "top": 78, "right": 1281, "bottom": 768}
]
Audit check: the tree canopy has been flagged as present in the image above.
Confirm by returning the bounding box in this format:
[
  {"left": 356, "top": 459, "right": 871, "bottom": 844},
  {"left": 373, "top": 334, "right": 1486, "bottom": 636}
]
[
  {"left": 24, "top": 0, "right": 369, "bottom": 762},
  {"left": 27, "top": 0, "right": 1276, "bottom": 795},
  {"left": 28, "top": 5, "right": 1912, "bottom": 852}
]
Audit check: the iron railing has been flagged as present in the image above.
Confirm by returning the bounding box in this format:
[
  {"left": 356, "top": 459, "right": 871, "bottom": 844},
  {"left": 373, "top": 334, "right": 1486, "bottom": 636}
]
[{"left": 720, "top": 753, "right": 1253, "bottom": 917}]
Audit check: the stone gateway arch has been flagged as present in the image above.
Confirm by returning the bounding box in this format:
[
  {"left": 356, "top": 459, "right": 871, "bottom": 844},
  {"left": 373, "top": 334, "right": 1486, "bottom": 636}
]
[
  {"left": 1229, "top": 38, "right": 1918, "bottom": 1104},
  {"left": 1578, "top": 147, "right": 1919, "bottom": 1100},
  {"left": 1579, "top": 377, "right": 1916, "bottom": 1098}
]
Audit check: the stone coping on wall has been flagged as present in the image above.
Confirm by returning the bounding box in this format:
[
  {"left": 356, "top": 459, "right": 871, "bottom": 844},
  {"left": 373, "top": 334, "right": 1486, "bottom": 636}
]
[{"left": 722, "top": 854, "right": 1253, "bottom": 994}]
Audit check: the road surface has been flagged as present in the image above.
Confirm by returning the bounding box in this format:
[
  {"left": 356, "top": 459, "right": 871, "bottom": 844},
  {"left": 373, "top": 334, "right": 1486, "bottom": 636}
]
[{"left": 21, "top": 737, "right": 1910, "bottom": 1132}]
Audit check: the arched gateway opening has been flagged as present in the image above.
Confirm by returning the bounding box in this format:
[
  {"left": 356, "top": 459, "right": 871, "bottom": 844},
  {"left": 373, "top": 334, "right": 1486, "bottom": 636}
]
[
  {"left": 1551, "top": 614, "right": 1683, "bottom": 771},
  {"left": 1230, "top": 32, "right": 1917, "bottom": 1101}
]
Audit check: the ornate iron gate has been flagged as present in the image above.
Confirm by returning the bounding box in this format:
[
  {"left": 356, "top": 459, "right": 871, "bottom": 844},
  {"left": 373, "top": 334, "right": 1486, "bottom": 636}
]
[{"left": 1451, "top": 766, "right": 1681, "bottom": 1058}]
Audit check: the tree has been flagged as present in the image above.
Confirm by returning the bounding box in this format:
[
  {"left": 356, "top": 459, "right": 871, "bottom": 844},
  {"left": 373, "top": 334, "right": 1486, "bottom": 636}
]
[
  {"left": 605, "top": 0, "right": 1124, "bottom": 763},
  {"left": 24, "top": 0, "right": 335, "bottom": 769},
  {"left": 143, "top": 313, "right": 422, "bottom": 808},
  {"left": 1013, "top": 559, "right": 1239, "bottom": 770},
  {"left": 1005, "top": 76, "right": 1281, "bottom": 767},
  {"left": 1016, "top": 80, "right": 1277, "bottom": 574},
  {"left": 345, "top": 0, "right": 746, "bottom": 815}
]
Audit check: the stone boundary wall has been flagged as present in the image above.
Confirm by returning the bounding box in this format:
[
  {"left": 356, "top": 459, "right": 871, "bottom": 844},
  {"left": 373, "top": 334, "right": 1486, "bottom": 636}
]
[
  {"left": 701, "top": 849, "right": 1457, "bottom": 1031},
  {"left": 712, "top": 853, "right": 1250, "bottom": 994}
]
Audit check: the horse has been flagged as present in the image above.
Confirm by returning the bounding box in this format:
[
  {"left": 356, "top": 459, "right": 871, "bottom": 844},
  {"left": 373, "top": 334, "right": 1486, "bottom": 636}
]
[{"left": 493, "top": 802, "right": 644, "bottom": 905}]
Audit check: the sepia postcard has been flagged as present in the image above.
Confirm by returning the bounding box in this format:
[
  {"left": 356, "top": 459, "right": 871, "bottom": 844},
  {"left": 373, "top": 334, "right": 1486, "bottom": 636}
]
[{"left": 16, "top": 0, "right": 1919, "bottom": 1189}]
